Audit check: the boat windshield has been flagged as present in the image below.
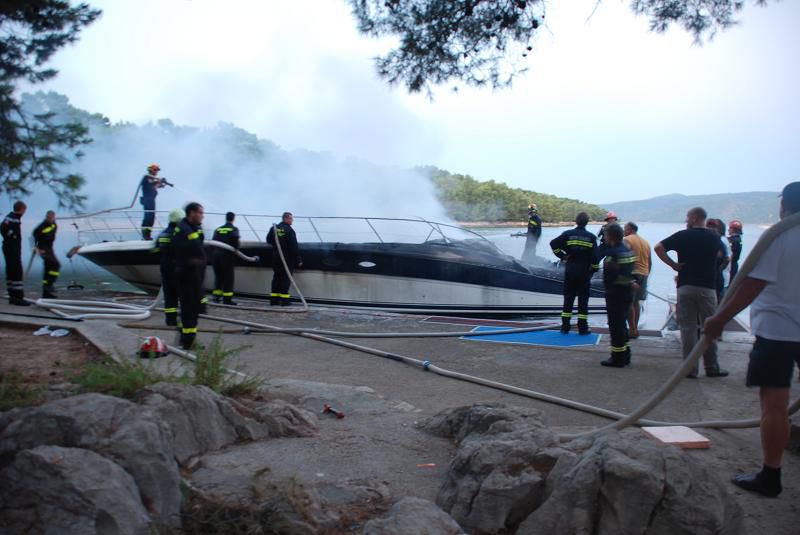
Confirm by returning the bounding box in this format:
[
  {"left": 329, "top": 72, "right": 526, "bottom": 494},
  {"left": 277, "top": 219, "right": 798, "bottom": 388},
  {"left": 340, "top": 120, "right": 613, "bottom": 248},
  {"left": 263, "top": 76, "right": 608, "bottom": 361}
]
[{"left": 65, "top": 210, "right": 500, "bottom": 252}]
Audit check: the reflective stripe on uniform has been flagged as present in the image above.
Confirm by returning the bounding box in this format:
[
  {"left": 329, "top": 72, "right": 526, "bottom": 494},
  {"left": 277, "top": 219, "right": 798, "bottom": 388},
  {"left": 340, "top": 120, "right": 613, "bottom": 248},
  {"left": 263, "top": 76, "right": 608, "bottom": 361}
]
[
  {"left": 577, "top": 314, "right": 588, "bottom": 320},
  {"left": 188, "top": 232, "right": 200, "bottom": 240},
  {"left": 279, "top": 293, "right": 290, "bottom": 298},
  {"left": 182, "top": 327, "right": 198, "bottom": 334},
  {"left": 47, "top": 271, "right": 60, "bottom": 276},
  {"left": 216, "top": 228, "right": 233, "bottom": 234},
  {"left": 164, "top": 307, "right": 178, "bottom": 313},
  {"left": 212, "top": 289, "right": 223, "bottom": 296},
  {"left": 200, "top": 297, "right": 208, "bottom": 304},
  {"left": 566, "top": 239, "right": 594, "bottom": 248},
  {"left": 611, "top": 345, "right": 627, "bottom": 353},
  {"left": 41, "top": 225, "right": 56, "bottom": 234},
  {"left": 222, "top": 292, "right": 234, "bottom": 297},
  {"left": 561, "top": 312, "right": 572, "bottom": 318}
]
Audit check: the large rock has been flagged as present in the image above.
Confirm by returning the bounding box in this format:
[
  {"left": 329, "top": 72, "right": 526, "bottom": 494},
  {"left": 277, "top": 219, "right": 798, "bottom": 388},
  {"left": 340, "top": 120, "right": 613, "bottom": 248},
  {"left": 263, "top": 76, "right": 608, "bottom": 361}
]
[
  {"left": 363, "top": 497, "right": 465, "bottom": 535},
  {"left": 426, "top": 404, "right": 743, "bottom": 535},
  {"left": 0, "top": 393, "right": 181, "bottom": 524},
  {"left": 135, "top": 383, "right": 317, "bottom": 464},
  {"left": 0, "top": 445, "right": 151, "bottom": 535},
  {"left": 517, "top": 430, "right": 744, "bottom": 535},
  {"left": 425, "top": 404, "right": 562, "bottom": 534}
]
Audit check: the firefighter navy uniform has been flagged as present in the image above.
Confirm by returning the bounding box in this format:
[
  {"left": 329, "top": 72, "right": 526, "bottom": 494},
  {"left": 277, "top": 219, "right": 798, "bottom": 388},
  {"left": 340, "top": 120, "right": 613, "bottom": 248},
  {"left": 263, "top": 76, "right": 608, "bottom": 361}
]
[
  {"left": 549, "top": 226, "right": 598, "bottom": 334},
  {"left": 173, "top": 218, "right": 206, "bottom": 349},
  {"left": 153, "top": 222, "right": 179, "bottom": 326},
  {"left": 597, "top": 241, "right": 637, "bottom": 367},
  {"left": 211, "top": 222, "right": 240, "bottom": 305},
  {"left": 266, "top": 222, "right": 301, "bottom": 306},
  {"left": 32, "top": 219, "right": 60, "bottom": 298},
  {"left": 522, "top": 208, "right": 542, "bottom": 261},
  {"left": 140, "top": 174, "right": 161, "bottom": 240},
  {"left": 1, "top": 211, "right": 27, "bottom": 305}
]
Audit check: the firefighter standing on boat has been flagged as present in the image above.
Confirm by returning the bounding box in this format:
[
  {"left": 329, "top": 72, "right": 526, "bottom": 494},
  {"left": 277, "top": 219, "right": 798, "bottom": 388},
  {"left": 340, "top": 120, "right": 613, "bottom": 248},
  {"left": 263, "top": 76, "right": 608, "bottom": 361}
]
[
  {"left": 267, "top": 212, "right": 301, "bottom": 306},
  {"left": 549, "top": 212, "right": 598, "bottom": 335},
  {"left": 173, "top": 202, "right": 206, "bottom": 349},
  {"left": 139, "top": 163, "right": 171, "bottom": 240},
  {"left": 1, "top": 201, "right": 29, "bottom": 306},
  {"left": 153, "top": 208, "right": 184, "bottom": 327},
  {"left": 212, "top": 211, "right": 240, "bottom": 305},
  {"left": 32, "top": 210, "right": 60, "bottom": 299},
  {"left": 522, "top": 203, "right": 542, "bottom": 261}
]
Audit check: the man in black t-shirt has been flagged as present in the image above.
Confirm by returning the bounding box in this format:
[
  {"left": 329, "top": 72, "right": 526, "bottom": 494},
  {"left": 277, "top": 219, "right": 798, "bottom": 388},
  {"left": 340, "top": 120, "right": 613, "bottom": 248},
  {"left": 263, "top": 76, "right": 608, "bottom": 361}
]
[{"left": 655, "top": 206, "right": 728, "bottom": 378}]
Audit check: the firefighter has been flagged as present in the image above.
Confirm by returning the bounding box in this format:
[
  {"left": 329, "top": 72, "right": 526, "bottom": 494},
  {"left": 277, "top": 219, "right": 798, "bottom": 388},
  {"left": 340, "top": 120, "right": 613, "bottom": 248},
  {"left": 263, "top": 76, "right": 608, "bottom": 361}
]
[
  {"left": 598, "top": 211, "right": 618, "bottom": 247},
  {"left": 549, "top": 212, "right": 599, "bottom": 335},
  {"left": 522, "top": 203, "right": 542, "bottom": 262},
  {"left": 1, "top": 201, "right": 29, "bottom": 306},
  {"left": 266, "top": 212, "right": 302, "bottom": 306},
  {"left": 173, "top": 202, "right": 206, "bottom": 349},
  {"left": 140, "top": 163, "right": 167, "bottom": 240},
  {"left": 153, "top": 208, "right": 184, "bottom": 327},
  {"left": 32, "top": 210, "right": 60, "bottom": 299},
  {"left": 596, "top": 223, "right": 638, "bottom": 368},
  {"left": 211, "top": 212, "right": 240, "bottom": 305}
]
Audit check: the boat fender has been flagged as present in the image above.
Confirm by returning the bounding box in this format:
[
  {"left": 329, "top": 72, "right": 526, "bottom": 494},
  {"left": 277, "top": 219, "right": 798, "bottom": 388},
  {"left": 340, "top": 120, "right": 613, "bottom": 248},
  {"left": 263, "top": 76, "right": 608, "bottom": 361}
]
[{"left": 423, "top": 360, "right": 431, "bottom": 371}]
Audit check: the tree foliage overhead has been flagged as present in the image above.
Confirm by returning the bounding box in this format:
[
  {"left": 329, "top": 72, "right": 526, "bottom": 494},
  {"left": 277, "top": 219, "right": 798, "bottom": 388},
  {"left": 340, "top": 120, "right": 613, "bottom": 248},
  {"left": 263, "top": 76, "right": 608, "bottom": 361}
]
[
  {"left": 0, "top": 1, "right": 100, "bottom": 208},
  {"left": 348, "top": 0, "right": 769, "bottom": 93},
  {"left": 424, "top": 166, "right": 607, "bottom": 223}
]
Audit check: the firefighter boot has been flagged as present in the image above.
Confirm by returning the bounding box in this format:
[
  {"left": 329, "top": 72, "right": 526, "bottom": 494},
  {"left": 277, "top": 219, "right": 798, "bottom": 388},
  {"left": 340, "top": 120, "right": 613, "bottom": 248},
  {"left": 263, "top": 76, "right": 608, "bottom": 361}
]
[
  {"left": 601, "top": 351, "right": 627, "bottom": 368},
  {"left": 165, "top": 311, "right": 177, "bottom": 327},
  {"left": 10, "top": 290, "right": 30, "bottom": 306},
  {"left": 180, "top": 333, "right": 196, "bottom": 350},
  {"left": 142, "top": 228, "right": 152, "bottom": 240},
  {"left": 223, "top": 296, "right": 237, "bottom": 306},
  {"left": 624, "top": 346, "right": 632, "bottom": 366},
  {"left": 42, "top": 284, "right": 57, "bottom": 299},
  {"left": 560, "top": 316, "right": 571, "bottom": 334},
  {"left": 578, "top": 318, "right": 592, "bottom": 335}
]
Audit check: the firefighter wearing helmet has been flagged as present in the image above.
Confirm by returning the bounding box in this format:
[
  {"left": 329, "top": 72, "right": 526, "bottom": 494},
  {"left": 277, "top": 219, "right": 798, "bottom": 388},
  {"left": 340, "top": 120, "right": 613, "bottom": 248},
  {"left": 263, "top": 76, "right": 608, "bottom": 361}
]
[
  {"left": 522, "top": 203, "right": 542, "bottom": 262},
  {"left": 727, "top": 220, "right": 743, "bottom": 286},
  {"left": 139, "top": 163, "right": 169, "bottom": 240},
  {"left": 598, "top": 210, "right": 618, "bottom": 247}
]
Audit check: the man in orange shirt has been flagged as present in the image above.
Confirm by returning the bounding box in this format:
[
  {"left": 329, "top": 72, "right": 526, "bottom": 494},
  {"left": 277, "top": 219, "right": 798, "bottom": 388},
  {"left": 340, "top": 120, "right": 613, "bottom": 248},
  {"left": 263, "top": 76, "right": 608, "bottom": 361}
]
[{"left": 623, "top": 222, "right": 651, "bottom": 338}]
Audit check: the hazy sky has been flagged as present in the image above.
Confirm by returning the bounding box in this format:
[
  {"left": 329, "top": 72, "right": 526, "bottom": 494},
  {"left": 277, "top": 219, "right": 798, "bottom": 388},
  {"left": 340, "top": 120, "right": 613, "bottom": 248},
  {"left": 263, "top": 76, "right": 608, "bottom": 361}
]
[{"left": 37, "top": 0, "right": 800, "bottom": 204}]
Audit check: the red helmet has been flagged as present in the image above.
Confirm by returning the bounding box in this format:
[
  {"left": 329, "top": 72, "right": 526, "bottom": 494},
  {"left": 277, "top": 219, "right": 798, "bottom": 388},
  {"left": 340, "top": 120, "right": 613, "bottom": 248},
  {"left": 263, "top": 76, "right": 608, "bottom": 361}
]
[
  {"left": 729, "top": 220, "right": 743, "bottom": 232},
  {"left": 139, "top": 336, "right": 168, "bottom": 359},
  {"left": 605, "top": 211, "right": 618, "bottom": 221},
  {"left": 147, "top": 163, "right": 160, "bottom": 173}
]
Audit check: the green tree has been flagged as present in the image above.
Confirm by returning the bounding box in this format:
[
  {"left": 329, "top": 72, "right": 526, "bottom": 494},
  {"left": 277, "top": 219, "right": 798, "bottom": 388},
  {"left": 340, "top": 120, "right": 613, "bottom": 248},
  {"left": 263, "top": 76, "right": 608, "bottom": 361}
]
[
  {"left": 0, "top": 1, "right": 101, "bottom": 208},
  {"left": 348, "top": 0, "right": 769, "bottom": 93}
]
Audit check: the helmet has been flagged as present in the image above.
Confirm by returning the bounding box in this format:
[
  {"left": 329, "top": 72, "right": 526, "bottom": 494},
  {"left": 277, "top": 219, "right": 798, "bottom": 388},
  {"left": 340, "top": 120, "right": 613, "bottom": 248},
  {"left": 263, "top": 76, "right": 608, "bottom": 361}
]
[
  {"left": 168, "top": 208, "right": 185, "bottom": 223},
  {"left": 605, "top": 211, "right": 618, "bottom": 221},
  {"left": 139, "top": 336, "right": 168, "bottom": 359},
  {"left": 729, "top": 220, "right": 743, "bottom": 232},
  {"left": 147, "top": 163, "right": 160, "bottom": 173},
  {"left": 528, "top": 203, "right": 538, "bottom": 211}
]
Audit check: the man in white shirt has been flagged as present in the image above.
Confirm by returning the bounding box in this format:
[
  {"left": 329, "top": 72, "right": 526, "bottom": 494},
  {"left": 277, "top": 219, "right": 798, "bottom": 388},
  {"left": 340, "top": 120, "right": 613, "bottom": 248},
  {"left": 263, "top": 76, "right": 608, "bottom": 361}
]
[{"left": 705, "top": 181, "right": 800, "bottom": 498}]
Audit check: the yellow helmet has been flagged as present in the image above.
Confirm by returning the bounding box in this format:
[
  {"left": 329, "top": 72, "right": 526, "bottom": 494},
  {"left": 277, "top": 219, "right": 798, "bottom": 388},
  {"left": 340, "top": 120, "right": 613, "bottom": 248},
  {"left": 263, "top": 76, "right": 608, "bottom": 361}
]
[{"left": 168, "top": 208, "right": 184, "bottom": 223}]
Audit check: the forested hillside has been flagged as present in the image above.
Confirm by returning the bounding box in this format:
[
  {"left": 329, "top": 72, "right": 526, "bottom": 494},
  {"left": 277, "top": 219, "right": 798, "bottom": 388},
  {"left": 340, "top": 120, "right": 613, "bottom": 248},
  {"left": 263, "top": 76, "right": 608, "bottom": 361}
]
[
  {"left": 425, "top": 167, "right": 607, "bottom": 223},
  {"left": 603, "top": 192, "right": 780, "bottom": 224}
]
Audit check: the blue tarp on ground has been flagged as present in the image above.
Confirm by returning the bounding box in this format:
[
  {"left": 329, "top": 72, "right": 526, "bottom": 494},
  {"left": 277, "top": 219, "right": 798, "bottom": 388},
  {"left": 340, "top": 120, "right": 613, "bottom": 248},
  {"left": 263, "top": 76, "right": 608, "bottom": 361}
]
[{"left": 462, "top": 326, "right": 601, "bottom": 347}]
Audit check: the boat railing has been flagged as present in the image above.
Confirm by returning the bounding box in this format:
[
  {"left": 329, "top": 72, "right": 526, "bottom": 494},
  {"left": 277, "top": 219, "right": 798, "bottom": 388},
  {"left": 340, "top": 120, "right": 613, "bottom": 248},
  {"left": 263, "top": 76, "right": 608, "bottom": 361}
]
[{"left": 64, "top": 209, "right": 496, "bottom": 249}]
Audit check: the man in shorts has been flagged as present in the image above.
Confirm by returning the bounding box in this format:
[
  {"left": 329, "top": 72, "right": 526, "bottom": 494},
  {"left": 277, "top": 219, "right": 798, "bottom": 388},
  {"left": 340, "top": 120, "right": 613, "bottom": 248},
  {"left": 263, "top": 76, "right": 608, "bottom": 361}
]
[
  {"left": 704, "top": 181, "right": 800, "bottom": 498},
  {"left": 623, "top": 222, "right": 651, "bottom": 338}
]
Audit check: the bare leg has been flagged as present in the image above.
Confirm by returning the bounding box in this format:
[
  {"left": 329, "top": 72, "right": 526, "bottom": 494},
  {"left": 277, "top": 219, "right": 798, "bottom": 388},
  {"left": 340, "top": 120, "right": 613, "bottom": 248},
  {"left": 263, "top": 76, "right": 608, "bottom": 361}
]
[{"left": 761, "top": 387, "right": 791, "bottom": 468}]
